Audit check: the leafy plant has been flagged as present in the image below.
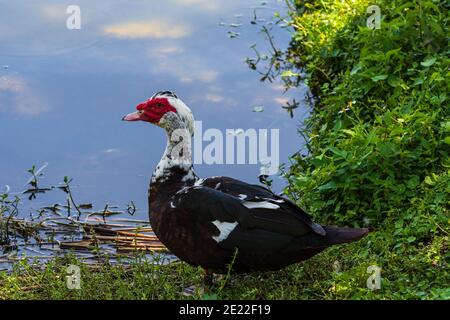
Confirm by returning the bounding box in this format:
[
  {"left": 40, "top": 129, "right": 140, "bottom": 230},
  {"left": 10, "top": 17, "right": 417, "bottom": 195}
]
[{"left": 247, "top": 0, "right": 449, "bottom": 299}]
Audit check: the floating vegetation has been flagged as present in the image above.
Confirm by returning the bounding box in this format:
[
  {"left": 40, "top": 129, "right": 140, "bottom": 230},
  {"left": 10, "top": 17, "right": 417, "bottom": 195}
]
[
  {"left": 227, "top": 31, "right": 240, "bottom": 38},
  {"left": 0, "top": 166, "right": 172, "bottom": 272},
  {"left": 252, "top": 105, "right": 265, "bottom": 112},
  {"left": 250, "top": 9, "right": 266, "bottom": 25}
]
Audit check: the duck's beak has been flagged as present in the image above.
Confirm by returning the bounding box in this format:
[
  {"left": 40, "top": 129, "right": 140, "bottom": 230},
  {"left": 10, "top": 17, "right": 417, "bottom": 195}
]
[{"left": 122, "top": 111, "right": 142, "bottom": 121}]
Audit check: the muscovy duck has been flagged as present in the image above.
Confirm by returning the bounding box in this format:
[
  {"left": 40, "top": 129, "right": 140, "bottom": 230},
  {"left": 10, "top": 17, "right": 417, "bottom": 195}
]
[{"left": 123, "top": 91, "right": 369, "bottom": 274}]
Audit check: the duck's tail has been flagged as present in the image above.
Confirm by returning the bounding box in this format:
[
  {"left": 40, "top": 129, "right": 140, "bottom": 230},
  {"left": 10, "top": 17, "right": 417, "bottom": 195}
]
[{"left": 322, "top": 226, "right": 370, "bottom": 245}]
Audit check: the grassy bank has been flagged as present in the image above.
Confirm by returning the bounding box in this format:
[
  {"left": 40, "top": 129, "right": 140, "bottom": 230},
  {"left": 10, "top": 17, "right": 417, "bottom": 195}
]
[
  {"left": 1, "top": 234, "right": 447, "bottom": 299},
  {"left": 1, "top": 0, "right": 449, "bottom": 299},
  {"left": 277, "top": 0, "right": 449, "bottom": 298}
]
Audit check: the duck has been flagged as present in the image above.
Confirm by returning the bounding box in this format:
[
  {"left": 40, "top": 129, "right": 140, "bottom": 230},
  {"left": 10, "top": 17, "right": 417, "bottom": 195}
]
[{"left": 122, "top": 91, "right": 369, "bottom": 275}]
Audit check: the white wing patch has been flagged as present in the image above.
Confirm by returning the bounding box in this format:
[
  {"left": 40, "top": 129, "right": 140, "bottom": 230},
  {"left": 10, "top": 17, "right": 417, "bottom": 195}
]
[
  {"left": 182, "top": 169, "right": 196, "bottom": 182},
  {"left": 211, "top": 220, "right": 238, "bottom": 242},
  {"left": 242, "top": 201, "right": 280, "bottom": 210},
  {"left": 194, "top": 178, "right": 205, "bottom": 186},
  {"left": 238, "top": 194, "right": 247, "bottom": 200},
  {"left": 263, "top": 198, "right": 284, "bottom": 203}
]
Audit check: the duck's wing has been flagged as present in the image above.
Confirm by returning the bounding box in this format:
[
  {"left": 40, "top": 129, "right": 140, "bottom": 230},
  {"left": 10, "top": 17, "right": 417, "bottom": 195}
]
[
  {"left": 194, "top": 176, "right": 325, "bottom": 236},
  {"left": 172, "top": 177, "right": 326, "bottom": 254}
]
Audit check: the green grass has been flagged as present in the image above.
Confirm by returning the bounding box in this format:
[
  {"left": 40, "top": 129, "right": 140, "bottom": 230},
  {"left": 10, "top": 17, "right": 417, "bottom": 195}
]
[
  {"left": 0, "top": 227, "right": 448, "bottom": 300},
  {"left": 250, "top": 0, "right": 449, "bottom": 299}
]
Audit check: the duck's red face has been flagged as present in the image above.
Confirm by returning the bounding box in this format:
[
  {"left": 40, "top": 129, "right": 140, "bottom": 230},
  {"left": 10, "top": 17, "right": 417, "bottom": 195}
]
[{"left": 122, "top": 97, "right": 177, "bottom": 124}]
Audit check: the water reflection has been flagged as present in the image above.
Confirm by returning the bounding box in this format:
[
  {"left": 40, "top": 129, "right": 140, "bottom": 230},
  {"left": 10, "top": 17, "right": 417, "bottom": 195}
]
[{"left": 0, "top": 0, "right": 310, "bottom": 220}]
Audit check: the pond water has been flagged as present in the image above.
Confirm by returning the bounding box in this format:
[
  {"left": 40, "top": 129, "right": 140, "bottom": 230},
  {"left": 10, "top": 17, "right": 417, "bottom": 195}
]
[{"left": 0, "top": 1, "right": 310, "bottom": 222}]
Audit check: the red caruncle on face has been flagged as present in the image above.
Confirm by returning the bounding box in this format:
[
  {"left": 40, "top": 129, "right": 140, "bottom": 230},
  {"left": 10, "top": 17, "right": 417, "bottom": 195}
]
[{"left": 136, "top": 97, "right": 177, "bottom": 123}]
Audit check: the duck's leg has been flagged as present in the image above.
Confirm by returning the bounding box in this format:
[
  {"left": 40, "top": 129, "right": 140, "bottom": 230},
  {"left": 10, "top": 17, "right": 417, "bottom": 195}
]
[
  {"left": 182, "top": 269, "right": 213, "bottom": 297},
  {"left": 203, "top": 269, "right": 214, "bottom": 287}
]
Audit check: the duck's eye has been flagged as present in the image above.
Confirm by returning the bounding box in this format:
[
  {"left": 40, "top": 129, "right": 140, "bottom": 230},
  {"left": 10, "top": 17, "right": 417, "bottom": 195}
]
[{"left": 156, "top": 103, "right": 163, "bottom": 107}]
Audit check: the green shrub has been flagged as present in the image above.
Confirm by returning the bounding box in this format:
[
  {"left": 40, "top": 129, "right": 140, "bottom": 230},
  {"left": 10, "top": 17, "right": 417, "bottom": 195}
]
[
  {"left": 271, "top": 0, "right": 449, "bottom": 299},
  {"left": 280, "top": 0, "right": 449, "bottom": 228}
]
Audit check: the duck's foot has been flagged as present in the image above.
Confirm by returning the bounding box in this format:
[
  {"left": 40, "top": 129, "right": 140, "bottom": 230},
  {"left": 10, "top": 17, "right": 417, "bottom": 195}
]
[
  {"left": 182, "top": 285, "right": 204, "bottom": 297},
  {"left": 204, "top": 270, "right": 214, "bottom": 287},
  {"left": 214, "top": 274, "right": 225, "bottom": 282},
  {"left": 181, "top": 269, "right": 213, "bottom": 297},
  {"left": 182, "top": 270, "right": 224, "bottom": 297}
]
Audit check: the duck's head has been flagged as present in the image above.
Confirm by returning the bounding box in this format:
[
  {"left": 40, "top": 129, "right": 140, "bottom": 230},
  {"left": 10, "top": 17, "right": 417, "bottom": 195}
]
[{"left": 123, "top": 91, "right": 194, "bottom": 136}]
